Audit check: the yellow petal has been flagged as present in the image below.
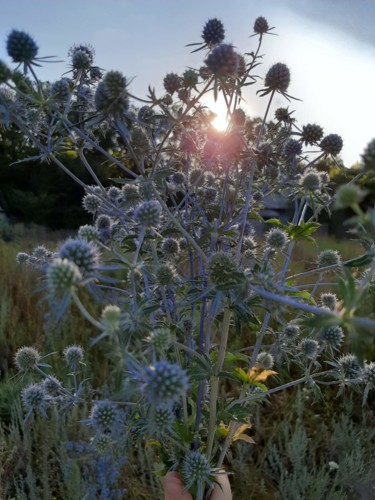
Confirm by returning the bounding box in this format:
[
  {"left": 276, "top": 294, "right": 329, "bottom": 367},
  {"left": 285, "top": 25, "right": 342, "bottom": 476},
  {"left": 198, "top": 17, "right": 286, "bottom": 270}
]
[
  {"left": 254, "top": 369, "right": 278, "bottom": 382},
  {"left": 233, "top": 434, "right": 256, "bottom": 444}
]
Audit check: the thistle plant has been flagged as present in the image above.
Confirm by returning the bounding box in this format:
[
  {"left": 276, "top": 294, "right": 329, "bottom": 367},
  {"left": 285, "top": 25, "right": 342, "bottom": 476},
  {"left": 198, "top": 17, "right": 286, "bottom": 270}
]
[{"left": 3, "top": 15, "right": 375, "bottom": 499}]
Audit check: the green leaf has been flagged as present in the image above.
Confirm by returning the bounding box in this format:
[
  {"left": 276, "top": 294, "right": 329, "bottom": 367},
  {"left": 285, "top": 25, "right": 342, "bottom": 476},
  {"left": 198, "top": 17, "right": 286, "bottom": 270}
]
[
  {"left": 265, "top": 218, "right": 284, "bottom": 227},
  {"left": 287, "top": 222, "right": 320, "bottom": 241},
  {"left": 231, "top": 367, "right": 248, "bottom": 383},
  {"left": 344, "top": 254, "right": 373, "bottom": 268},
  {"left": 224, "top": 351, "right": 250, "bottom": 363},
  {"left": 218, "top": 404, "right": 251, "bottom": 423}
]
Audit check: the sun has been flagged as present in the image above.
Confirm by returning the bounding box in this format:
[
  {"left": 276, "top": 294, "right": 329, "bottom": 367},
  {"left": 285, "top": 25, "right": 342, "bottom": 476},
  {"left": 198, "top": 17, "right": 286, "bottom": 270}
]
[{"left": 208, "top": 98, "right": 230, "bottom": 132}]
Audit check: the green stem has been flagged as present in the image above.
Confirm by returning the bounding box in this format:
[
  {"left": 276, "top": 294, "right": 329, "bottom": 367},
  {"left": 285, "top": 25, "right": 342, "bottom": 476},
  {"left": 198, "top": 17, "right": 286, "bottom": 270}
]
[{"left": 71, "top": 290, "right": 102, "bottom": 330}]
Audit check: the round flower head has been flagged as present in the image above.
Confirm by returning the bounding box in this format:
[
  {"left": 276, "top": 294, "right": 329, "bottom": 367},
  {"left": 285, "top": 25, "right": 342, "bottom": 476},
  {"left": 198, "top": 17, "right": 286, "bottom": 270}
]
[
  {"left": 274, "top": 107, "right": 294, "bottom": 123},
  {"left": 94, "top": 433, "right": 112, "bottom": 454},
  {"left": 82, "top": 193, "right": 101, "bottom": 214},
  {"left": 96, "top": 214, "right": 111, "bottom": 229},
  {"left": 322, "top": 325, "right": 344, "bottom": 348},
  {"left": 283, "top": 324, "right": 300, "bottom": 341},
  {"left": 143, "top": 360, "right": 189, "bottom": 407},
  {"left": 153, "top": 405, "right": 174, "bottom": 432},
  {"left": 208, "top": 251, "right": 238, "bottom": 286},
  {"left": 283, "top": 139, "right": 302, "bottom": 158},
  {"left": 301, "top": 124, "right": 324, "bottom": 145},
  {"left": 78, "top": 224, "right": 99, "bottom": 242},
  {"left": 15, "top": 346, "right": 40, "bottom": 373},
  {"left": 334, "top": 184, "right": 366, "bottom": 210},
  {"left": 266, "top": 227, "right": 288, "bottom": 250},
  {"left": 265, "top": 63, "right": 290, "bottom": 92},
  {"left": 256, "top": 352, "right": 274, "bottom": 370},
  {"left": 42, "top": 375, "right": 62, "bottom": 397},
  {"left": 316, "top": 249, "right": 341, "bottom": 268},
  {"left": 63, "top": 344, "right": 84, "bottom": 370},
  {"left": 0, "top": 60, "right": 12, "bottom": 84},
  {"left": 137, "top": 105, "right": 155, "bottom": 123},
  {"left": 32, "top": 245, "right": 51, "bottom": 260},
  {"left": 299, "top": 339, "right": 319, "bottom": 358},
  {"left": 182, "top": 451, "right": 211, "bottom": 486},
  {"left": 58, "top": 238, "right": 99, "bottom": 276},
  {"left": 301, "top": 169, "right": 321, "bottom": 192},
  {"left": 182, "top": 69, "right": 198, "bottom": 88},
  {"left": 47, "top": 258, "right": 82, "bottom": 295},
  {"left": 338, "top": 354, "right": 361, "bottom": 379},
  {"left": 253, "top": 16, "right": 269, "bottom": 34},
  {"left": 95, "top": 70, "right": 129, "bottom": 114},
  {"left": 69, "top": 44, "right": 94, "bottom": 70},
  {"left": 202, "top": 18, "right": 225, "bottom": 46},
  {"left": 362, "top": 362, "right": 375, "bottom": 385},
  {"left": 135, "top": 200, "right": 161, "bottom": 228},
  {"left": 16, "top": 252, "right": 30, "bottom": 265},
  {"left": 121, "top": 184, "right": 140, "bottom": 207},
  {"left": 156, "top": 263, "right": 176, "bottom": 286},
  {"left": 21, "top": 383, "right": 47, "bottom": 414},
  {"left": 7, "top": 30, "right": 38, "bottom": 64},
  {"left": 90, "top": 400, "right": 119, "bottom": 432},
  {"left": 101, "top": 305, "right": 121, "bottom": 334},
  {"left": 51, "top": 78, "right": 70, "bottom": 103},
  {"left": 163, "top": 73, "right": 181, "bottom": 95},
  {"left": 149, "top": 327, "right": 172, "bottom": 351},
  {"left": 107, "top": 186, "right": 121, "bottom": 203},
  {"left": 205, "top": 44, "right": 240, "bottom": 77},
  {"left": 320, "top": 134, "right": 343, "bottom": 156},
  {"left": 320, "top": 292, "right": 337, "bottom": 310},
  {"left": 131, "top": 128, "right": 150, "bottom": 156},
  {"left": 161, "top": 238, "right": 180, "bottom": 258}
]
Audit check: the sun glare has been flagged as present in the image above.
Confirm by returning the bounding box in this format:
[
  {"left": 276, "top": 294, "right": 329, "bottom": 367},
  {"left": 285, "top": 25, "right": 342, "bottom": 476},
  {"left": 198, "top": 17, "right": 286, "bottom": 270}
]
[{"left": 209, "top": 99, "right": 230, "bottom": 132}]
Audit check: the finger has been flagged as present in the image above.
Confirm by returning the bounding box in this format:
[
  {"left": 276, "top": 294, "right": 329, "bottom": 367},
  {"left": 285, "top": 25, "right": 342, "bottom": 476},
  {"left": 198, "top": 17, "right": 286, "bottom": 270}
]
[
  {"left": 163, "top": 471, "right": 193, "bottom": 500},
  {"left": 210, "top": 474, "right": 232, "bottom": 500}
]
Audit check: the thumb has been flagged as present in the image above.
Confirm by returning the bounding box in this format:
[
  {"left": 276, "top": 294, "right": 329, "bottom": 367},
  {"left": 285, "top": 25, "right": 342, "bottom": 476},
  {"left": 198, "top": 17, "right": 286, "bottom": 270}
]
[
  {"left": 163, "top": 471, "right": 193, "bottom": 500},
  {"left": 210, "top": 473, "right": 232, "bottom": 500}
]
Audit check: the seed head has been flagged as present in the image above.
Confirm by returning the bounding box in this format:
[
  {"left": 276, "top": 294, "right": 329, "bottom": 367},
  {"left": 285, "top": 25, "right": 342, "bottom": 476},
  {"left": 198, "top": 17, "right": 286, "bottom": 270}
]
[
  {"left": 78, "top": 224, "right": 99, "bottom": 242},
  {"left": 15, "top": 346, "right": 40, "bottom": 372},
  {"left": 301, "top": 124, "right": 324, "bottom": 145},
  {"left": 7, "top": 30, "right": 38, "bottom": 64},
  {"left": 101, "top": 305, "right": 121, "bottom": 334},
  {"left": 253, "top": 16, "right": 269, "bottom": 34},
  {"left": 316, "top": 249, "right": 341, "bottom": 268},
  {"left": 320, "top": 292, "right": 337, "bottom": 310},
  {"left": 265, "top": 63, "right": 290, "bottom": 92},
  {"left": 202, "top": 18, "right": 225, "bottom": 46},
  {"left": 205, "top": 44, "right": 240, "bottom": 77},
  {"left": 156, "top": 263, "right": 176, "bottom": 286},
  {"left": 266, "top": 228, "right": 288, "bottom": 250},
  {"left": 320, "top": 134, "right": 343, "bottom": 156},
  {"left": 143, "top": 360, "right": 189, "bottom": 407},
  {"left": 283, "top": 139, "right": 302, "bottom": 158},
  {"left": 161, "top": 238, "right": 180, "bottom": 257},
  {"left": 135, "top": 200, "right": 161, "bottom": 228}
]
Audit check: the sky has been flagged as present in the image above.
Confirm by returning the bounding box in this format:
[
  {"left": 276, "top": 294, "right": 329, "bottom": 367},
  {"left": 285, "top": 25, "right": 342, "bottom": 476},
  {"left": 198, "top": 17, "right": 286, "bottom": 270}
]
[{"left": 0, "top": 0, "right": 374, "bottom": 167}]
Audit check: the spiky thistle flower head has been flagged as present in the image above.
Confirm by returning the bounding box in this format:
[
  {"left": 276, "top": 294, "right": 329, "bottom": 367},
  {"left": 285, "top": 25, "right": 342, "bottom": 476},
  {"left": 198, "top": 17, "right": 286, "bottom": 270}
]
[
  {"left": 131, "top": 127, "right": 150, "bottom": 156},
  {"left": 362, "top": 362, "right": 375, "bottom": 385},
  {"left": 316, "top": 249, "right": 341, "bottom": 268},
  {"left": 101, "top": 305, "right": 121, "bottom": 334},
  {"left": 253, "top": 16, "right": 269, "bottom": 34},
  {"left": 63, "top": 344, "right": 84, "bottom": 370},
  {"left": 149, "top": 327, "right": 172, "bottom": 351},
  {"left": 265, "top": 63, "right": 290, "bottom": 92},
  {"left": 95, "top": 70, "right": 129, "bottom": 114},
  {"left": 57, "top": 238, "right": 99, "bottom": 276},
  {"left": 301, "top": 124, "right": 324, "bottom": 145},
  {"left": 299, "top": 339, "right": 319, "bottom": 358},
  {"left": 320, "top": 134, "right": 343, "bottom": 156},
  {"left": 7, "top": 30, "right": 38, "bottom": 64},
  {"left": 121, "top": 184, "right": 141, "bottom": 207},
  {"left": 182, "top": 451, "right": 211, "bottom": 486},
  {"left": 334, "top": 183, "right": 366, "bottom": 210},
  {"left": 15, "top": 346, "right": 41, "bottom": 372},
  {"left": 138, "top": 105, "right": 155, "bottom": 123},
  {"left": 21, "top": 383, "right": 48, "bottom": 414},
  {"left": 274, "top": 107, "right": 294, "bottom": 123},
  {"left": 47, "top": 258, "right": 82, "bottom": 295},
  {"left": 51, "top": 78, "right": 71, "bottom": 103},
  {"left": 320, "top": 292, "right": 337, "bottom": 310},
  {"left": 208, "top": 251, "right": 238, "bottom": 286},
  {"left": 16, "top": 252, "right": 30, "bottom": 265},
  {"left": 143, "top": 360, "right": 189, "bottom": 407},
  {"left": 42, "top": 375, "right": 62, "bottom": 397},
  {"left": 256, "top": 352, "right": 274, "bottom": 370},
  {"left": 69, "top": 44, "right": 94, "bottom": 70},
  {"left": 266, "top": 227, "right": 288, "bottom": 250},
  {"left": 161, "top": 238, "right": 180, "bottom": 258},
  {"left": 202, "top": 18, "right": 225, "bottom": 46},
  {"left": 182, "top": 69, "right": 198, "bottom": 88},
  {"left": 82, "top": 193, "right": 101, "bottom": 214},
  {"left": 90, "top": 400, "right": 119, "bottom": 433},
  {"left": 153, "top": 405, "right": 175, "bottom": 431},
  {"left": 283, "top": 139, "right": 302, "bottom": 158},
  {"left": 322, "top": 325, "right": 344, "bottom": 348},
  {"left": 163, "top": 73, "right": 181, "bottom": 94},
  {"left": 301, "top": 169, "right": 321, "bottom": 192},
  {"left": 78, "top": 224, "right": 99, "bottom": 242},
  {"left": 282, "top": 323, "right": 300, "bottom": 341},
  {"left": 338, "top": 354, "right": 361, "bottom": 379},
  {"left": 156, "top": 263, "right": 177, "bottom": 286},
  {"left": 135, "top": 200, "right": 161, "bottom": 228},
  {"left": 205, "top": 44, "right": 240, "bottom": 77}
]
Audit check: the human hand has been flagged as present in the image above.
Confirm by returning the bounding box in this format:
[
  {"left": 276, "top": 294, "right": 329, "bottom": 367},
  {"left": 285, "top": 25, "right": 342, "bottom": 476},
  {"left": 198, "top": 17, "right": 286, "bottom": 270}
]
[{"left": 163, "top": 471, "right": 232, "bottom": 500}]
